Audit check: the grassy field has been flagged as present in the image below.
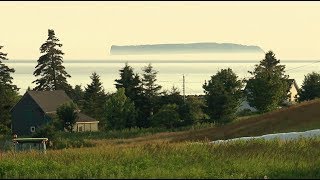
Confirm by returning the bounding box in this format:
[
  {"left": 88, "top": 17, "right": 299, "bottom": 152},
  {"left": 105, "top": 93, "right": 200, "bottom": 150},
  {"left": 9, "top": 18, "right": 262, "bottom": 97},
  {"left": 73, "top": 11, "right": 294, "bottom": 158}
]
[
  {"left": 1, "top": 99, "right": 320, "bottom": 178},
  {"left": 0, "top": 138, "right": 320, "bottom": 179}
]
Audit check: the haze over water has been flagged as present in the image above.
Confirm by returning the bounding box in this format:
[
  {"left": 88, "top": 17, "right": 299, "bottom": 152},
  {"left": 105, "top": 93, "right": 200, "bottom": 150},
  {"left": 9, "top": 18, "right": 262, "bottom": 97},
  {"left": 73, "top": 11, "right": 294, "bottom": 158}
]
[{"left": 8, "top": 53, "right": 320, "bottom": 95}]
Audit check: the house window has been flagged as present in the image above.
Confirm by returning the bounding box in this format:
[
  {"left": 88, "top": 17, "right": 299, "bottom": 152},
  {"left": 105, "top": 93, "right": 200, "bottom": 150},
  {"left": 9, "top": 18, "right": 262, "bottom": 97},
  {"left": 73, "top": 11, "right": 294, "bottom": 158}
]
[
  {"left": 30, "top": 126, "right": 36, "bottom": 133},
  {"left": 78, "top": 126, "right": 83, "bottom": 132}
]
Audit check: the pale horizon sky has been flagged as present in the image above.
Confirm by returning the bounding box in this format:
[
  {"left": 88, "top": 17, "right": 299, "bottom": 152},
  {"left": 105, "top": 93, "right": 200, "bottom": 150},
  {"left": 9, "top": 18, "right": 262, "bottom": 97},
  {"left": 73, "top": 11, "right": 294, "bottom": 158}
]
[{"left": 1, "top": 1, "right": 320, "bottom": 60}]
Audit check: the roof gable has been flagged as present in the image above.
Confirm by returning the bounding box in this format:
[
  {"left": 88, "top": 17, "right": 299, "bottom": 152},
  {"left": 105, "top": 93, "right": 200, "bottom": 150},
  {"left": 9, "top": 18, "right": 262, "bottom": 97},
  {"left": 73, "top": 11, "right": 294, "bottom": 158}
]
[
  {"left": 77, "top": 113, "right": 98, "bottom": 122},
  {"left": 284, "top": 79, "right": 300, "bottom": 91},
  {"left": 26, "top": 90, "right": 72, "bottom": 113}
]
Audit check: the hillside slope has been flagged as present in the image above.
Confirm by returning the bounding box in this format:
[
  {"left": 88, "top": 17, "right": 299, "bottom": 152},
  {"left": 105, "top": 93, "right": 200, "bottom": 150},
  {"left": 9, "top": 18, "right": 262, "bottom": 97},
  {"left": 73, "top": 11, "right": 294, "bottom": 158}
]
[{"left": 108, "top": 99, "right": 320, "bottom": 145}]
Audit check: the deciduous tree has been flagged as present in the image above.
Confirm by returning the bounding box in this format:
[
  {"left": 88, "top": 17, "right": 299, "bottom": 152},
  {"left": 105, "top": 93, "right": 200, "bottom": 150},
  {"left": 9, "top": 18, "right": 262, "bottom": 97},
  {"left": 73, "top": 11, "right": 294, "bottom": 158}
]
[
  {"left": 104, "top": 88, "right": 137, "bottom": 130},
  {"left": 56, "top": 102, "right": 78, "bottom": 132}
]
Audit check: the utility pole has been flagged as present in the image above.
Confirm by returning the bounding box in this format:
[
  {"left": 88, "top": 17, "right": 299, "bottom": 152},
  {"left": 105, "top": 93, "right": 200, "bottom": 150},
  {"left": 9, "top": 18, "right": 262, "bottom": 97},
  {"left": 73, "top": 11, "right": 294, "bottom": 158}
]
[{"left": 183, "top": 74, "right": 185, "bottom": 102}]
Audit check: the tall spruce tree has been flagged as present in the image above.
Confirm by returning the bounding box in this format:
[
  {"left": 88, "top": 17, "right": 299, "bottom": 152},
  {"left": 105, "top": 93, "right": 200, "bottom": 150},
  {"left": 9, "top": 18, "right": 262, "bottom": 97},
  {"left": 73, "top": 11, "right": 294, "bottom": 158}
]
[
  {"left": 246, "top": 51, "right": 289, "bottom": 112},
  {"left": 0, "top": 45, "right": 19, "bottom": 133},
  {"left": 114, "top": 62, "right": 143, "bottom": 103},
  {"left": 141, "top": 63, "right": 162, "bottom": 127},
  {"left": 83, "top": 72, "right": 107, "bottom": 124},
  {"left": 32, "top": 29, "right": 72, "bottom": 95},
  {"left": 142, "top": 63, "right": 162, "bottom": 98},
  {"left": 114, "top": 63, "right": 145, "bottom": 127}
]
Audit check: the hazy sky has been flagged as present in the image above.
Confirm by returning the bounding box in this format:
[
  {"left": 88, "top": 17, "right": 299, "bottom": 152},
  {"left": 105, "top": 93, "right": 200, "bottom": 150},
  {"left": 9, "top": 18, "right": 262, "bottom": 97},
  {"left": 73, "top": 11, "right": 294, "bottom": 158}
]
[{"left": 1, "top": 1, "right": 320, "bottom": 60}]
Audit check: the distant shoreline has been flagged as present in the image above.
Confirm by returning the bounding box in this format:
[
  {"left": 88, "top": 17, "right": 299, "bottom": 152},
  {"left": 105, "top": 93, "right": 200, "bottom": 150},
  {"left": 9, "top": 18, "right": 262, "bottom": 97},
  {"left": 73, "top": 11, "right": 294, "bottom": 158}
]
[
  {"left": 6, "top": 60, "right": 319, "bottom": 64},
  {"left": 110, "top": 42, "right": 264, "bottom": 55}
]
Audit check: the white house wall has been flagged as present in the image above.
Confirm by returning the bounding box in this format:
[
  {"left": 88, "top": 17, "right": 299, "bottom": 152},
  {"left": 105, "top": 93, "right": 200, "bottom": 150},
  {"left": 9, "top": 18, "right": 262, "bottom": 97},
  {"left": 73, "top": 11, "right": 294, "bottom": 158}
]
[{"left": 72, "top": 122, "right": 99, "bottom": 132}]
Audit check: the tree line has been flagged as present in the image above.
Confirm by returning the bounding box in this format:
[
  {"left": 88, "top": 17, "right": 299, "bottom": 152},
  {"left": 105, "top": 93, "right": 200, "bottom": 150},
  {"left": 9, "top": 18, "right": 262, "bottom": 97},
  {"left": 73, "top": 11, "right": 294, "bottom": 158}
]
[{"left": 1, "top": 29, "right": 320, "bottom": 135}]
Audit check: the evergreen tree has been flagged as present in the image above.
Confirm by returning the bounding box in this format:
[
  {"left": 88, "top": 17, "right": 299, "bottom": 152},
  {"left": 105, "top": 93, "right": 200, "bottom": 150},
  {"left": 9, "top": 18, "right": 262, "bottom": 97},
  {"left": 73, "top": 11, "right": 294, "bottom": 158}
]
[
  {"left": 297, "top": 72, "right": 320, "bottom": 102},
  {"left": 83, "top": 72, "right": 107, "bottom": 124},
  {"left": 141, "top": 63, "right": 162, "bottom": 127},
  {"left": 114, "top": 62, "right": 143, "bottom": 104},
  {"left": 104, "top": 88, "right": 137, "bottom": 130},
  {"left": 246, "top": 51, "right": 289, "bottom": 112},
  {"left": 114, "top": 63, "right": 145, "bottom": 127},
  {"left": 70, "top": 84, "right": 85, "bottom": 108},
  {"left": 203, "top": 68, "right": 243, "bottom": 124},
  {"left": 32, "top": 29, "right": 72, "bottom": 95},
  {"left": 0, "top": 45, "right": 18, "bottom": 91},
  {"left": 157, "top": 86, "right": 184, "bottom": 107},
  {"left": 0, "top": 45, "right": 19, "bottom": 133},
  {"left": 142, "top": 63, "right": 162, "bottom": 98}
]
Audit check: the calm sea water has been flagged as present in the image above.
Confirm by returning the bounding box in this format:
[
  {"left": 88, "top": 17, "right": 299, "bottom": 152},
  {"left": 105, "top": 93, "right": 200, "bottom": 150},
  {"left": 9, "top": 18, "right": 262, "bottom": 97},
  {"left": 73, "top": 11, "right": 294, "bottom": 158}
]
[{"left": 6, "top": 60, "right": 320, "bottom": 95}]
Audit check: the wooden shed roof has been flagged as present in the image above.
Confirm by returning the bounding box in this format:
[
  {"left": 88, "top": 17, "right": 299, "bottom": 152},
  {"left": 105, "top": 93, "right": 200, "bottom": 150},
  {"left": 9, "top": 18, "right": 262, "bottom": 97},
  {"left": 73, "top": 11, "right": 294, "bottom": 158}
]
[{"left": 77, "top": 113, "right": 98, "bottom": 122}]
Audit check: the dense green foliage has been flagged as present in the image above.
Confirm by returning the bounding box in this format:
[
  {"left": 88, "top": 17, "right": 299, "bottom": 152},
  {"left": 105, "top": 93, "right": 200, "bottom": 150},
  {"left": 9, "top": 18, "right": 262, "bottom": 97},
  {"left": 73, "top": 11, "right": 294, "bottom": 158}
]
[
  {"left": 151, "top": 104, "right": 181, "bottom": 129},
  {"left": 82, "top": 72, "right": 107, "bottom": 124},
  {"left": 114, "top": 63, "right": 145, "bottom": 127},
  {"left": 140, "top": 63, "right": 162, "bottom": 127},
  {"left": 0, "top": 46, "right": 18, "bottom": 91},
  {"left": 0, "top": 45, "right": 19, "bottom": 134},
  {"left": 180, "top": 96, "right": 208, "bottom": 125},
  {"left": 32, "top": 29, "right": 72, "bottom": 95},
  {"left": 56, "top": 102, "right": 78, "bottom": 132},
  {"left": 0, "top": 138, "right": 320, "bottom": 178},
  {"left": 246, "top": 51, "right": 289, "bottom": 112},
  {"left": 155, "top": 87, "right": 207, "bottom": 126},
  {"left": 114, "top": 63, "right": 143, "bottom": 105},
  {"left": 203, "top": 68, "right": 243, "bottom": 123},
  {"left": 297, "top": 72, "right": 320, "bottom": 102},
  {"left": 69, "top": 85, "right": 85, "bottom": 108},
  {"left": 104, "top": 88, "right": 137, "bottom": 130}
]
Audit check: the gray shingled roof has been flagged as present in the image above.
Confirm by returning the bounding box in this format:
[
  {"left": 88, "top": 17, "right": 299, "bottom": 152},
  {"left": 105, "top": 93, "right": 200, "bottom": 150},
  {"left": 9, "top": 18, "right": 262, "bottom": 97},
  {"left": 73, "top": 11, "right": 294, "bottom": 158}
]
[
  {"left": 77, "top": 113, "right": 98, "bottom": 122},
  {"left": 13, "top": 90, "right": 98, "bottom": 123},
  {"left": 27, "top": 90, "right": 73, "bottom": 113}
]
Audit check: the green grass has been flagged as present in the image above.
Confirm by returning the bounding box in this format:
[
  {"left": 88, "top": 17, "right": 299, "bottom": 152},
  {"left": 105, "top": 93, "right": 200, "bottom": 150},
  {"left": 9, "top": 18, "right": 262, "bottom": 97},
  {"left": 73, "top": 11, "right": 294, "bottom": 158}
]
[
  {"left": 0, "top": 137, "right": 320, "bottom": 178},
  {"left": 47, "top": 123, "right": 216, "bottom": 149},
  {"left": 56, "top": 123, "right": 217, "bottom": 140}
]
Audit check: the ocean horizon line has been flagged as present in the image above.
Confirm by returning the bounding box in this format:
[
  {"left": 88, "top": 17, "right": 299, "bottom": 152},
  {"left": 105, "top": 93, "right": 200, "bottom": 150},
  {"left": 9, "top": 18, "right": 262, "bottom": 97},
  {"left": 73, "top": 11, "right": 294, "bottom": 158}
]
[{"left": 6, "top": 59, "right": 319, "bottom": 64}]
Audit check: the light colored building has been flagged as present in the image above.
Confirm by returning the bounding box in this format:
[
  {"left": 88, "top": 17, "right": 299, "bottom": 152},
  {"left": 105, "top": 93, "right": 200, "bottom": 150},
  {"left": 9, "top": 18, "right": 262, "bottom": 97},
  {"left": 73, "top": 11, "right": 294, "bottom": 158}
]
[
  {"left": 73, "top": 113, "right": 99, "bottom": 132},
  {"left": 285, "top": 79, "right": 299, "bottom": 104}
]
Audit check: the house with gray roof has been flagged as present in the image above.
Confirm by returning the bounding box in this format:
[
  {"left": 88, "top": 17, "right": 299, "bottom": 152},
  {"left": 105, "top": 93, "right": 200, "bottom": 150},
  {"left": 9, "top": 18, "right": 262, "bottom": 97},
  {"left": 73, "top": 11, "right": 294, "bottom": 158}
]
[{"left": 10, "top": 90, "right": 99, "bottom": 136}]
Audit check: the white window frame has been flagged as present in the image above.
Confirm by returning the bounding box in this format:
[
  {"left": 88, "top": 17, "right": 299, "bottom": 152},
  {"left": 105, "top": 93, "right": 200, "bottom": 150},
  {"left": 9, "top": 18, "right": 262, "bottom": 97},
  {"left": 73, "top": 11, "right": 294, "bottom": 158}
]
[{"left": 30, "top": 126, "right": 36, "bottom": 133}]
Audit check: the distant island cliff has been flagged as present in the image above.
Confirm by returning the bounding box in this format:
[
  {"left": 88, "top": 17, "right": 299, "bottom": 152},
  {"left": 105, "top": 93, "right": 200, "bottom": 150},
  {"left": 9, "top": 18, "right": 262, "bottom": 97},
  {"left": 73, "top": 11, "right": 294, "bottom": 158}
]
[{"left": 110, "top": 42, "right": 264, "bottom": 55}]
